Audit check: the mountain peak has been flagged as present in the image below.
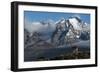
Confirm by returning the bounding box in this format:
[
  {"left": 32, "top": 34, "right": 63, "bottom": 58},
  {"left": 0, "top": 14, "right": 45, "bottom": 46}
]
[{"left": 25, "top": 15, "right": 90, "bottom": 47}]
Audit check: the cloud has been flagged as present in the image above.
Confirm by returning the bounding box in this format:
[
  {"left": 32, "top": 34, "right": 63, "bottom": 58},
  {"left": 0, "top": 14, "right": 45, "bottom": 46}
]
[{"left": 24, "top": 19, "right": 56, "bottom": 33}]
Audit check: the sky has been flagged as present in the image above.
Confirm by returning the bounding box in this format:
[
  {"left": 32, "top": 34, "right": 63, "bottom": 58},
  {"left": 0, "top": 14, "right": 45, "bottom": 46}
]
[{"left": 24, "top": 11, "right": 90, "bottom": 24}]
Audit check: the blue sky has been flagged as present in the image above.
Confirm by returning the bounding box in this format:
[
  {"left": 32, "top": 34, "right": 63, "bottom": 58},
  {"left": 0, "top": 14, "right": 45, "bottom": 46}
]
[{"left": 24, "top": 11, "right": 90, "bottom": 24}]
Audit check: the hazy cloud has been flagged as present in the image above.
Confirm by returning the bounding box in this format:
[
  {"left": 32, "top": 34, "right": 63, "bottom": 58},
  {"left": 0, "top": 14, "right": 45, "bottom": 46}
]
[{"left": 25, "top": 19, "right": 56, "bottom": 33}]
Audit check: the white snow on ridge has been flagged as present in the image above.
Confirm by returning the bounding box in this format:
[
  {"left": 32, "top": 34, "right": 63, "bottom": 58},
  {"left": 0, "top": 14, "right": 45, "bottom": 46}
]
[{"left": 69, "top": 18, "right": 82, "bottom": 31}]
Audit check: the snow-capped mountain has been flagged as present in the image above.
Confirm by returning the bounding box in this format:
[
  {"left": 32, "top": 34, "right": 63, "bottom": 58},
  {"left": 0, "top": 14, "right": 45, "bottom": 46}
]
[
  {"left": 51, "top": 16, "right": 90, "bottom": 46},
  {"left": 24, "top": 16, "right": 90, "bottom": 49}
]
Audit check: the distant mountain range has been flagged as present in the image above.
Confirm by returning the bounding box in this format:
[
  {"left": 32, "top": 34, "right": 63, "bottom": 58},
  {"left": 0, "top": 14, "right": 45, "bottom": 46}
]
[{"left": 24, "top": 16, "right": 90, "bottom": 49}]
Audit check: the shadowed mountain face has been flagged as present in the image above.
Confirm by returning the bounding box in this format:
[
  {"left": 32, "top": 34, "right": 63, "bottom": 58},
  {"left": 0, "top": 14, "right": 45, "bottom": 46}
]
[{"left": 24, "top": 16, "right": 90, "bottom": 61}]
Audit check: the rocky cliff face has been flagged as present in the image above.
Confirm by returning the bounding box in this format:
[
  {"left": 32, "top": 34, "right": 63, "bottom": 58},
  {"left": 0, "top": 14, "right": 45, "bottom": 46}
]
[
  {"left": 24, "top": 29, "right": 30, "bottom": 45},
  {"left": 51, "top": 17, "right": 90, "bottom": 46}
]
